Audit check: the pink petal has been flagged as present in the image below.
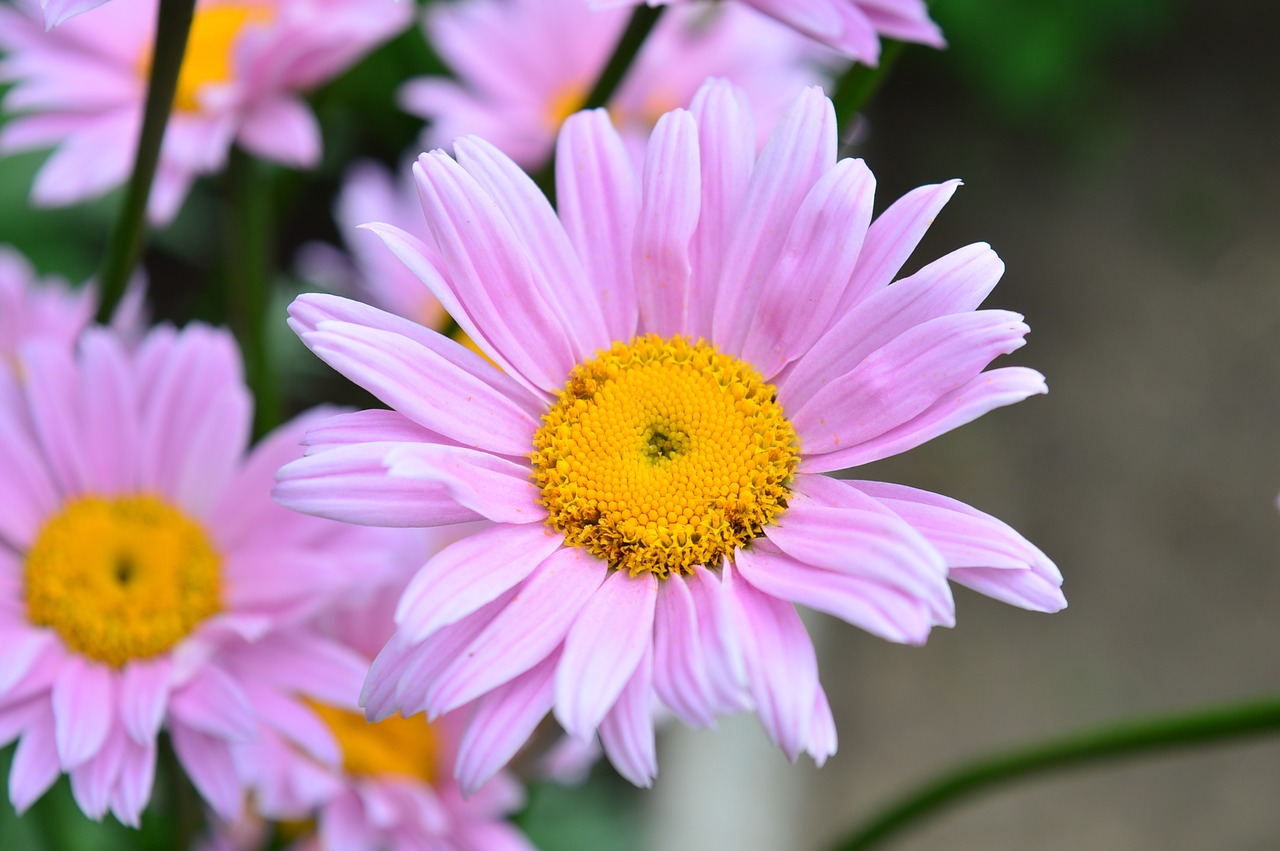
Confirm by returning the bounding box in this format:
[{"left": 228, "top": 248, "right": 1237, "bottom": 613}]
[
  {"left": 556, "top": 109, "right": 640, "bottom": 342},
  {"left": 686, "top": 565, "right": 750, "bottom": 713},
  {"left": 712, "top": 86, "right": 836, "bottom": 354},
  {"left": 52, "top": 657, "right": 114, "bottom": 769},
  {"left": 274, "top": 442, "right": 484, "bottom": 527},
  {"left": 799, "top": 366, "right": 1048, "bottom": 471},
  {"left": 21, "top": 341, "right": 92, "bottom": 495},
  {"left": 413, "top": 150, "right": 578, "bottom": 392},
  {"left": 384, "top": 444, "right": 543, "bottom": 525},
  {"left": 395, "top": 523, "right": 564, "bottom": 643},
  {"left": 598, "top": 645, "right": 656, "bottom": 787},
  {"left": 77, "top": 330, "right": 140, "bottom": 494},
  {"left": 0, "top": 404, "right": 60, "bottom": 547},
  {"left": 119, "top": 658, "right": 171, "bottom": 745},
  {"left": 424, "top": 547, "right": 607, "bottom": 717},
  {"left": 170, "top": 724, "right": 242, "bottom": 821},
  {"left": 0, "top": 627, "right": 55, "bottom": 699},
  {"left": 632, "top": 108, "right": 700, "bottom": 337},
  {"left": 555, "top": 570, "right": 657, "bottom": 740},
  {"left": 722, "top": 565, "right": 818, "bottom": 762},
  {"left": 41, "top": 0, "right": 113, "bottom": 28},
  {"left": 69, "top": 722, "right": 125, "bottom": 820},
  {"left": 792, "top": 310, "right": 1030, "bottom": 454},
  {"left": 300, "top": 408, "right": 443, "bottom": 453},
  {"left": 651, "top": 574, "right": 718, "bottom": 727},
  {"left": 455, "top": 652, "right": 559, "bottom": 796},
  {"left": 168, "top": 666, "right": 256, "bottom": 741},
  {"left": 109, "top": 737, "right": 155, "bottom": 828},
  {"left": 765, "top": 474, "right": 952, "bottom": 623},
  {"left": 10, "top": 705, "right": 60, "bottom": 813},
  {"left": 807, "top": 684, "right": 837, "bottom": 765},
  {"left": 237, "top": 96, "right": 321, "bottom": 168},
  {"left": 226, "top": 632, "right": 366, "bottom": 708}
]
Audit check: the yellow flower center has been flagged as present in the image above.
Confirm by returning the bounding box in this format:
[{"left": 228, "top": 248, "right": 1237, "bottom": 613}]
[
  {"left": 544, "top": 81, "right": 588, "bottom": 132},
  {"left": 309, "top": 704, "right": 438, "bottom": 784},
  {"left": 531, "top": 335, "right": 799, "bottom": 579},
  {"left": 24, "top": 496, "right": 222, "bottom": 668},
  {"left": 140, "top": 3, "right": 274, "bottom": 113}
]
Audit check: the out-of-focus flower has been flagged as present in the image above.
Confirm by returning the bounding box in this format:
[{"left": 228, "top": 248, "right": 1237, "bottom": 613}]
[
  {"left": 276, "top": 81, "right": 1064, "bottom": 790},
  {"left": 592, "top": 0, "right": 944, "bottom": 64},
  {"left": 0, "top": 323, "right": 399, "bottom": 826},
  {"left": 40, "top": 0, "right": 111, "bottom": 28},
  {"left": 0, "top": 245, "right": 95, "bottom": 375},
  {"left": 402, "top": 0, "right": 837, "bottom": 168},
  {"left": 296, "top": 161, "right": 449, "bottom": 331},
  {"left": 0, "top": 0, "right": 413, "bottom": 224}
]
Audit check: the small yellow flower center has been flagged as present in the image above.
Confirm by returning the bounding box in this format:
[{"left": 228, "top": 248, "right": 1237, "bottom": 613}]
[
  {"left": 544, "top": 81, "right": 588, "bottom": 132},
  {"left": 140, "top": 3, "right": 274, "bottom": 113},
  {"left": 24, "top": 496, "right": 222, "bottom": 667},
  {"left": 309, "top": 704, "right": 438, "bottom": 785},
  {"left": 532, "top": 335, "right": 799, "bottom": 579}
]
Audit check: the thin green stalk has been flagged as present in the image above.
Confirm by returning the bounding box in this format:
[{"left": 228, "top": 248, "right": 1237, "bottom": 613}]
[
  {"left": 830, "top": 39, "right": 906, "bottom": 140},
  {"left": 830, "top": 695, "right": 1280, "bottom": 851},
  {"left": 95, "top": 0, "right": 197, "bottom": 322},
  {"left": 158, "top": 733, "right": 204, "bottom": 850},
  {"left": 225, "top": 149, "right": 280, "bottom": 437},
  {"left": 531, "top": 3, "right": 666, "bottom": 199}
]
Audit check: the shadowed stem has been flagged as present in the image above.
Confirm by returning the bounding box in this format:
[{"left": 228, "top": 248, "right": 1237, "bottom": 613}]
[
  {"left": 830, "top": 695, "right": 1280, "bottom": 851},
  {"left": 830, "top": 39, "right": 906, "bottom": 144},
  {"left": 95, "top": 0, "right": 197, "bottom": 322},
  {"left": 532, "top": 3, "right": 666, "bottom": 200}
]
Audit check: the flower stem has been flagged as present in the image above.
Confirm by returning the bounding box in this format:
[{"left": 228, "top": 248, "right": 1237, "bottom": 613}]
[
  {"left": 225, "top": 149, "right": 280, "bottom": 437},
  {"left": 532, "top": 3, "right": 665, "bottom": 200},
  {"left": 95, "top": 0, "right": 197, "bottom": 323},
  {"left": 829, "top": 39, "right": 906, "bottom": 140},
  {"left": 830, "top": 695, "right": 1280, "bottom": 851}
]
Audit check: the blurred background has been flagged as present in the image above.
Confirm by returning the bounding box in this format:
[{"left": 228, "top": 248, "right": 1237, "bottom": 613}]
[{"left": 2, "top": 0, "right": 1278, "bottom": 848}]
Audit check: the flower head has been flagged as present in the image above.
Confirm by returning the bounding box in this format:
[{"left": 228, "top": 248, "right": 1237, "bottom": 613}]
[
  {"left": 592, "top": 0, "right": 945, "bottom": 63},
  {"left": 0, "top": 323, "right": 398, "bottom": 825},
  {"left": 277, "top": 81, "right": 1064, "bottom": 790},
  {"left": 0, "top": 0, "right": 413, "bottom": 223},
  {"left": 402, "top": 0, "right": 835, "bottom": 167}
]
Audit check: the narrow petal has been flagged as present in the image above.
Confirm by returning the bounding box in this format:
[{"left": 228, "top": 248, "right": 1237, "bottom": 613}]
[
  {"left": 169, "top": 725, "right": 242, "bottom": 821},
  {"left": 394, "top": 524, "right": 565, "bottom": 644},
  {"left": 425, "top": 547, "right": 607, "bottom": 717},
  {"left": 53, "top": 658, "right": 113, "bottom": 769},
  {"left": 792, "top": 310, "right": 1030, "bottom": 454},
  {"left": 10, "top": 706, "right": 60, "bottom": 813},
  {"left": 807, "top": 685, "right": 837, "bottom": 765},
  {"left": 77, "top": 330, "right": 139, "bottom": 494},
  {"left": 119, "top": 658, "right": 171, "bottom": 745},
  {"left": 455, "top": 652, "right": 558, "bottom": 796},
  {"left": 722, "top": 566, "right": 817, "bottom": 762},
  {"left": 651, "top": 574, "right": 718, "bottom": 728},
  {"left": 168, "top": 666, "right": 256, "bottom": 741},
  {"left": 0, "top": 628, "right": 55, "bottom": 699},
  {"left": 555, "top": 570, "right": 657, "bottom": 740},
  {"left": 237, "top": 96, "right": 322, "bottom": 168},
  {"left": 556, "top": 110, "right": 640, "bottom": 341},
  {"left": 598, "top": 646, "right": 656, "bottom": 787},
  {"left": 109, "top": 737, "right": 155, "bottom": 828},
  {"left": 226, "top": 632, "right": 366, "bottom": 709},
  {"left": 274, "top": 443, "right": 483, "bottom": 527},
  {"left": 799, "top": 366, "right": 1047, "bottom": 471},
  {"left": 686, "top": 565, "right": 750, "bottom": 713},
  {"left": 413, "top": 151, "right": 578, "bottom": 391},
  {"left": 765, "top": 474, "right": 952, "bottom": 624},
  {"left": 632, "top": 109, "right": 700, "bottom": 337},
  {"left": 70, "top": 723, "right": 125, "bottom": 820},
  {"left": 384, "top": 444, "right": 543, "bottom": 525}
]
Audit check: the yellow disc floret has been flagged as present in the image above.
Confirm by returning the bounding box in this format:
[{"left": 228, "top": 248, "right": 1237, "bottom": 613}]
[
  {"left": 531, "top": 335, "right": 799, "bottom": 579},
  {"left": 309, "top": 703, "right": 438, "bottom": 785},
  {"left": 24, "top": 495, "right": 222, "bottom": 668}
]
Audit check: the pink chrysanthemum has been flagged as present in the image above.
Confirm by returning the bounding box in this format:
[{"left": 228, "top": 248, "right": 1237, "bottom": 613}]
[
  {"left": 276, "top": 81, "right": 1065, "bottom": 790},
  {"left": 592, "top": 0, "right": 944, "bottom": 63},
  {"left": 0, "top": 0, "right": 413, "bottom": 223},
  {"left": 0, "top": 323, "right": 398, "bottom": 826},
  {"left": 297, "top": 161, "right": 450, "bottom": 330},
  {"left": 402, "top": 0, "right": 835, "bottom": 168}
]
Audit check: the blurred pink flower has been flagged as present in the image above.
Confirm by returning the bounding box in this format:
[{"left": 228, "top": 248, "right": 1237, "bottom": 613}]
[
  {"left": 40, "top": 0, "right": 111, "bottom": 28},
  {"left": 276, "top": 81, "right": 1064, "bottom": 789},
  {"left": 402, "top": 0, "right": 838, "bottom": 168},
  {"left": 0, "top": 323, "right": 402, "bottom": 826},
  {"left": 593, "top": 0, "right": 944, "bottom": 63},
  {"left": 0, "top": 246, "right": 95, "bottom": 375},
  {"left": 0, "top": 0, "right": 413, "bottom": 223}
]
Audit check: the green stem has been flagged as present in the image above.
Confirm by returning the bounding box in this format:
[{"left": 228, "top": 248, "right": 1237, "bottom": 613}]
[
  {"left": 225, "top": 149, "right": 280, "bottom": 437},
  {"left": 829, "top": 39, "right": 906, "bottom": 140},
  {"left": 531, "top": 3, "right": 665, "bottom": 200},
  {"left": 830, "top": 696, "right": 1280, "bottom": 851},
  {"left": 95, "top": 0, "right": 197, "bottom": 323},
  {"left": 158, "top": 733, "right": 204, "bottom": 850}
]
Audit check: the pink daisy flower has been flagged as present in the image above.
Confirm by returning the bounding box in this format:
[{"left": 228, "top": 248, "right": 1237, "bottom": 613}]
[
  {"left": 297, "top": 161, "right": 450, "bottom": 331},
  {"left": 276, "top": 81, "right": 1065, "bottom": 790},
  {"left": 0, "top": 323, "right": 398, "bottom": 826},
  {"left": 0, "top": 0, "right": 413, "bottom": 223},
  {"left": 402, "top": 0, "right": 836, "bottom": 168},
  {"left": 592, "top": 0, "right": 945, "bottom": 64}
]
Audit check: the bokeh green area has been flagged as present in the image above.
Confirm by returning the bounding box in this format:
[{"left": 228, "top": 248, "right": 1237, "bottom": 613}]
[{"left": 1, "top": 0, "right": 1237, "bottom": 848}]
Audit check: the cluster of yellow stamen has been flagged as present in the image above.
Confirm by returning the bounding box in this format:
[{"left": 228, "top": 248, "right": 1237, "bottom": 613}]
[
  {"left": 308, "top": 703, "right": 438, "bottom": 784},
  {"left": 140, "top": 3, "right": 274, "bottom": 113},
  {"left": 531, "top": 335, "right": 799, "bottom": 578},
  {"left": 24, "top": 496, "right": 222, "bottom": 668}
]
